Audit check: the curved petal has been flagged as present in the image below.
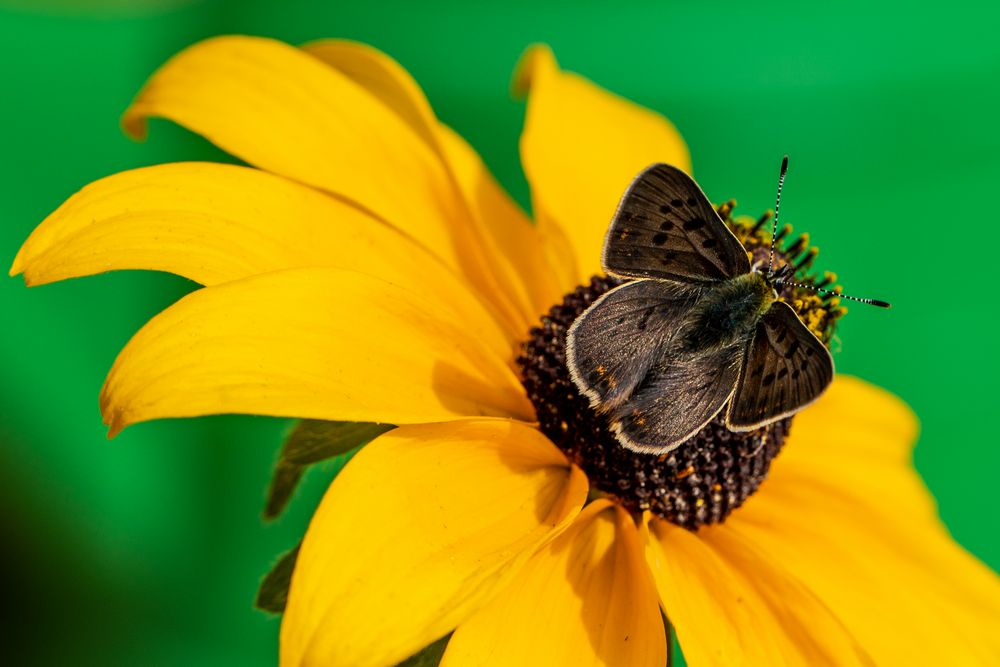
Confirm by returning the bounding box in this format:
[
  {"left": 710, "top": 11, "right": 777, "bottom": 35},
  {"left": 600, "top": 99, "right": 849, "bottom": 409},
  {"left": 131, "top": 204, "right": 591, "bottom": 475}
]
[
  {"left": 9, "top": 162, "right": 516, "bottom": 355},
  {"left": 122, "top": 36, "right": 457, "bottom": 261},
  {"left": 732, "top": 376, "right": 1000, "bottom": 665},
  {"left": 279, "top": 420, "right": 588, "bottom": 667},
  {"left": 302, "top": 39, "right": 556, "bottom": 321},
  {"left": 301, "top": 39, "right": 440, "bottom": 150},
  {"left": 435, "top": 125, "right": 564, "bottom": 318},
  {"left": 443, "top": 501, "right": 666, "bottom": 667},
  {"left": 122, "top": 35, "right": 529, "bottom": 335},
  {"left": 514, "top": 45, "right": 691, "bottom": 286},
  {"left": 100, "top": 267, "right": 535, "bottom": 436},
  {"left": 646, "top": 518, "right": 872, "bottom": 667}
]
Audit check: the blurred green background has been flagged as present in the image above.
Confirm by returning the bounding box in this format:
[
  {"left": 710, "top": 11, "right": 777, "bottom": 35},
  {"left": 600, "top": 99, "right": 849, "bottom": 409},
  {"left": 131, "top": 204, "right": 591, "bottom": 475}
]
[{"left": 1, "top": 0, "right": 998, "bottom": 664}]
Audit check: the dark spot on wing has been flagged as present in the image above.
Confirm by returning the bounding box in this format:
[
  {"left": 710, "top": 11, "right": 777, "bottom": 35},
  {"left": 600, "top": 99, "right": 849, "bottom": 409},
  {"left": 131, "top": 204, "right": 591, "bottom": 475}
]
[
  {"left": 701, "top": 238, "right": 717, "bottom": 249},
  {"left": 775, "top": 328, "right": 787, "bottom": 344},
  {"left": 762, "top": 372, "right": 775, "bottom": 387},
  {"left": 777, "top": 368, "right": 788, "bottom": 379},
  {"left": 670, "top": 198, "right": 683, "bottom": 207},
  {"left": 805, "top": 347, "right": 815, "bottom": 357},
  {"left": 659, "top": 220, "right": 674, "bottom": 231},
  {"left": 659, "top": 204, "right": 671, "bottom": 214},
  {"left": 660, "top": 251, "right": 678, "bottom": 265},
  {"left": 683, "top": 217, "right": 706, "bottom": 231},
  {"left": 792, "top": 369, "right": 801, "bottom": 380},
  {"left": 637, "top": 305, "right": 657, "bottom": 331},
  {"left": 652, "top": 232, "right": 668, "bottom": 246},
  {"left": 751, "top": 363, "right": 764, "bottom": 377},
  {"left": 784, "top": 340, "right": 800, "bottom": 359},
  {"left": 686, "top": 197, "right": 697, "bottom": 206}
]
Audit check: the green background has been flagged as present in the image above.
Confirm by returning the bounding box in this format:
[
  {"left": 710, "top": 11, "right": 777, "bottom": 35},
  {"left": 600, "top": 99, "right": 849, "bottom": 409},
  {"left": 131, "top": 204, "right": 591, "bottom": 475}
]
[{"left": 2, "top": 1, "right": 998, "bottom": 664}]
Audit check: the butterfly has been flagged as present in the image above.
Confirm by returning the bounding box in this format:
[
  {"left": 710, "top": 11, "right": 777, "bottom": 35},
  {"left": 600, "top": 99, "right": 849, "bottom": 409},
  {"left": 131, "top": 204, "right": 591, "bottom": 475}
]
[{"left": 566, "top": 158, "right": 887, "bottom": 455}]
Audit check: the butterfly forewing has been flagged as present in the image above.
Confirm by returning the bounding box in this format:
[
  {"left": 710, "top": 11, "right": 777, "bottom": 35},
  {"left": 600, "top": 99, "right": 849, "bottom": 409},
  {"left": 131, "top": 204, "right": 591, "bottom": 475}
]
[
  {"left": 602, "top": 163, "right": 751, "bottom": 283},
  {"left": 567, "top": 279, "right": 707, "bottom": 412},
  {"left": 727, "top": 301, "right": 834, "bottom": 430},
  {"left": 611, "top": 342, "right": 744, "bottom": 454}
]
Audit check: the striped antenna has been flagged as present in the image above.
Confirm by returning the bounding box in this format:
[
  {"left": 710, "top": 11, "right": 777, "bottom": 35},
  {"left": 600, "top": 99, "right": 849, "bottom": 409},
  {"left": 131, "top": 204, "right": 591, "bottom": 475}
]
[
  {"left": 766, "top": 155, "right": 890, "bottom": 308},
  {"left": 775, "top": 279, "right": 891, "bottom": 308},
  {"left": 767, "top": 155, "right": 789, "bottom": 277}
]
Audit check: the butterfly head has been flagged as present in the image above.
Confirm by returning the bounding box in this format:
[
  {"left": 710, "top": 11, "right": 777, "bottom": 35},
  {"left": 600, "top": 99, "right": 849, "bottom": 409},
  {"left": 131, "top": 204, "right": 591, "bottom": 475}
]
[{"left": 763, "top": 262, "right": 794, "bottom": 285}]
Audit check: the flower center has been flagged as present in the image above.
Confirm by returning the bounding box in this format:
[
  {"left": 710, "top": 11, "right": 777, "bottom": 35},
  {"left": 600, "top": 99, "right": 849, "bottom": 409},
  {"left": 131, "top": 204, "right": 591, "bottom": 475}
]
[{"left": 517, "top": 203, "right": 843, "bottom": 529}]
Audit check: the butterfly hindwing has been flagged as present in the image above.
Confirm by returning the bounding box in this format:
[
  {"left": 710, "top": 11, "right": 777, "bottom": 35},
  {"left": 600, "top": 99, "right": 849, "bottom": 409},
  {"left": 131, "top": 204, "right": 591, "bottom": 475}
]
[
  {"left": 610, "top": 341, "right": 744, "bottom": 454},
  {"left": 602, "top": 163, "right": 751, "bottom": 283},
  {"left": 566, "top": 278, "right": 707, "bottom": 412},
  {"left": 727, "top": 300, "right": 834, "bottom": 430}
]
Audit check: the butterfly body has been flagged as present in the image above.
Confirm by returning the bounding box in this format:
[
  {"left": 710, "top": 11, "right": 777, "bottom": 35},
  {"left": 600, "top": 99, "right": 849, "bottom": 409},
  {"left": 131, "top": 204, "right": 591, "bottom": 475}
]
[
  {"left": 566, "top": 162, "right": 836, "bottom": 455},
  {"left": 682, "top": 272, "right": 776, "bottom": 353}
]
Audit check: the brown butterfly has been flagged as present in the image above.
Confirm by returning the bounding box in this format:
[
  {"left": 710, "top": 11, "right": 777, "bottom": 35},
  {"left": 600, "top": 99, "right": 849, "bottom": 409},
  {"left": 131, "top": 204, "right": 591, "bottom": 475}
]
[{"left": 566, "top": 157, "right": 888, "bottom": 454}]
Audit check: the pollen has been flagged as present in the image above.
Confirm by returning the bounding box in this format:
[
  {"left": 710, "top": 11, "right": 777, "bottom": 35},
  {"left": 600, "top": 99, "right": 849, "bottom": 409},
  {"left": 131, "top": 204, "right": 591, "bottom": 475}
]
[{"left": 517, "top": 202, "right": 841, "bottom": 529}]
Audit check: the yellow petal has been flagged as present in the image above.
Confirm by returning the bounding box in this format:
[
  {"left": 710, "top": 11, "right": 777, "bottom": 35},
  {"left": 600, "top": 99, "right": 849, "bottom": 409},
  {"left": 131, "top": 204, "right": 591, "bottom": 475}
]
[
  {"left": 732, "top": 376, "right": 1000, "bottom": 664},
  {"left": 302, "top": 39, "right": 553, "bottom": 323},
  {"left": 443, "top": 501, "right": 666, "bottom": 667},
  {"left": 123, "top": 35, "right": 529, "bottom": 335},
  {"left": 100, "top": 267, "right": 534, "bottom": 436},
  {"left": 646, "top": 518, "right": 872, "bottom": 667},
  {"left": 9, "top": 162, "right": 516, "bottom": 357},
  {"left": 301, "top": 39, "right": 439, "bottom": 150},
  {"left": 279, "top": 420, "right": 588, "bottom": 667},
  {"left": 514, "top": 45, "right": 691, "bottom": 286},
  {"left": 435, "top": 124, "right": 564, "bottom": 318},
  {"left": 122, "top": 35, "right": 455, "bottom": 258}
]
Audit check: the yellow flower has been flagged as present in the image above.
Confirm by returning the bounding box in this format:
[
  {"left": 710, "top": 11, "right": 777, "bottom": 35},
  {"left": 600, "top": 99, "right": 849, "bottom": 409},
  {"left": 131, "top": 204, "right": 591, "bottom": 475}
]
[{"left": 11, "top": 35, "right": 1000, "bottom": 666}]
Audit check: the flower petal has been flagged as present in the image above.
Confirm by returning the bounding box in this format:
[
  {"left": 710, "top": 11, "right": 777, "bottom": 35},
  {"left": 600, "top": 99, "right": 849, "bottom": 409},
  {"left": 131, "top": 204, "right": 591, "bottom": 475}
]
[
  {"left": 646, "top": 518, "right": 872, "bottom": 667},
  {"left": 301, "top": 39, "right": 439, "bottom": 150},
  {"left": 122, "top": 36, "right": 454, "bottom": 260},
  {"left": 302, "top": 39, "right": 556, "bottom": 321},
  {"left": 443, "top": 501, "right": 666, "bottom": 667},
  {"left": 100, "top": 267, "right": 534, "bottom": 436},
  {"left": 9, "top": 162, "right": 516, "bottom": 355},
  {"left": 279, "top": 420, "right": 588, "bottom": 667},
  {"left": 514, "top": 45, "right": 691, "bottom": 285},
  {"left": 123, "top": 35, "right": 529, "bottom": 334},
  {"left": 435, "top": 124, "right": 564, "bottom": 318},
  {"left": 732, "top": 376, "right": 1000, "bottom": 664}
]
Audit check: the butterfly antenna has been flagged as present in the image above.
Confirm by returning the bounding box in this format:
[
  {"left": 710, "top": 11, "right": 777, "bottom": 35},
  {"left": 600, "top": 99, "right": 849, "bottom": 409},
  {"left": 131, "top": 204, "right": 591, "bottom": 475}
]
[
  {"left": 766, "top": 155, "right": 789, "bottom": 277},
  {"left": 773, "top": 278, "right": 891, "bottom": 308}
]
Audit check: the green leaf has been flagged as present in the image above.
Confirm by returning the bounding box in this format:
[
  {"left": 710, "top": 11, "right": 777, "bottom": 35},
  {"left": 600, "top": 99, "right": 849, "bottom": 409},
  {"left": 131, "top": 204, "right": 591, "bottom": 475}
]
[
  {"left": 263, "top": 459, "right": 306, "bottom": 521},
  {"left": 263, "top": 420, "right": 395, "bottom": 520},
  {"left": 282, "top": 420, "right": 394, "bottom": 465},
  {"left": 396, "top": 634, "right": 451, "bottom": 667},
  {"left": 255, "top": 543, "right": 300, "bottom": 614}
]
